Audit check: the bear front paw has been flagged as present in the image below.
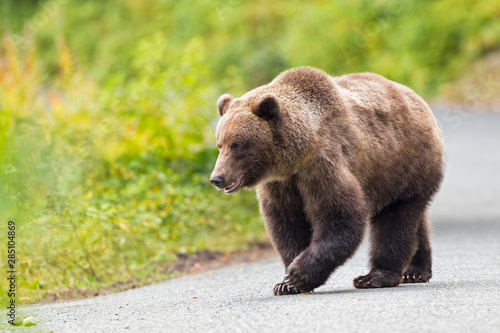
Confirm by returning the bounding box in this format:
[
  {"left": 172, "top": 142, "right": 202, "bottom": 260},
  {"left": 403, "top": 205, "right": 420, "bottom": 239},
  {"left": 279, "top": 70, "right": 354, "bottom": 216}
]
[
  {"left": 282, "top": 267, "right": 318, "bottom": 293},
  {"left": 273, "top": 281, "right": 313, "bottom": 296}
]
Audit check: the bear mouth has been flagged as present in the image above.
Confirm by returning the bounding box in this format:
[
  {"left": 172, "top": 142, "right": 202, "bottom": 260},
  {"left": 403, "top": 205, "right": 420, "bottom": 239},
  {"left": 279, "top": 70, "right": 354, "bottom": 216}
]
[{"left": 224, "top": 173, "right": 244, "bottom": 194}]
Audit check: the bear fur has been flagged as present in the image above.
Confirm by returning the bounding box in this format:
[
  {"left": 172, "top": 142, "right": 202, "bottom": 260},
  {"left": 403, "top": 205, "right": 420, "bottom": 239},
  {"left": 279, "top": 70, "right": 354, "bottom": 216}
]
[{"left": 210, "top": 67, "right": 444, "bottom": 295}]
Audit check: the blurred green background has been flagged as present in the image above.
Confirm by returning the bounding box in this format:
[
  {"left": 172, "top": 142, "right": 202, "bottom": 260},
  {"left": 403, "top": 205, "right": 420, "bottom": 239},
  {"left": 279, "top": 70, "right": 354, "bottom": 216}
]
[{"left": 0, "top": 0, "right": 499, "bottom": 304}]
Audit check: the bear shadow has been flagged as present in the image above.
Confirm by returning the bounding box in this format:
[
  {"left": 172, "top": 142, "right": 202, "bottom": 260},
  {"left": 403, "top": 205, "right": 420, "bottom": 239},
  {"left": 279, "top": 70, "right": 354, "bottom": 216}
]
[{"left": 310, "top": 281, "right": 451, "bottom": 296}]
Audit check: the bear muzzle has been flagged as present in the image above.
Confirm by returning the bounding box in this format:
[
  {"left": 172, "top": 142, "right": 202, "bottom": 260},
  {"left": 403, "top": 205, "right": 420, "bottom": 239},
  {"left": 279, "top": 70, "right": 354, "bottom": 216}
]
[{"left": 210, "top": 173, "right": 245, "bottom": 193}]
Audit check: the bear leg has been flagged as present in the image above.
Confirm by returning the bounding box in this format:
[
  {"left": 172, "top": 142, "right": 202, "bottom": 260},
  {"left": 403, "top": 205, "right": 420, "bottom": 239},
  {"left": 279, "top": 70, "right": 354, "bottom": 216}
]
[
  {"left": 402, "top": 212, "right": 432, "bottom": 283},
  {"left": 354, "top": 196, "right": 429, "bottom": 289},
  {"left": 278, "top": 201, "right": 366, "bottom": 294},
  {"left": 258, "top": 180, "right": 312, "bottom": 295},
  {"left": 274, "top": 164, "right": 367, "bottom": 295},
  {"left": 281, "top": 214, "right": 365, "bottom": 294}
]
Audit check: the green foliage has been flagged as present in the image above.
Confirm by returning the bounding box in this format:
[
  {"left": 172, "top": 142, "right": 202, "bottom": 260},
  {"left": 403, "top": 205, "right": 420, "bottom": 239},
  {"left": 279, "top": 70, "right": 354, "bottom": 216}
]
[
  {"left": 0, "top": 32, "right": 262, "bottom": 304},
  {"left": 2, "top": 0, "right": 499, "bottom": 94},
  {"left": 0, "top": 0, "right": 498, "bottom": 304}
]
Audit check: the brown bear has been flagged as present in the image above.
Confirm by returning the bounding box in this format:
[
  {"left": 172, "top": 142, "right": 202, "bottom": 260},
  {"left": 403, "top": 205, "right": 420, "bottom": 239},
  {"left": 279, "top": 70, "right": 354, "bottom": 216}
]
[{"left": 210, "top": 67, "right": 444, "bottom": 295}]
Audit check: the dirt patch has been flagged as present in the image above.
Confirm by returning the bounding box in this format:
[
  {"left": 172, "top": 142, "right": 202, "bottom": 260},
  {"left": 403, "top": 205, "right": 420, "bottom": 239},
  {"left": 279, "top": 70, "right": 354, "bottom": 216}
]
[
  {"left": 39, "top": 242, "right": 277, "bottom": 303},
  {"left": 166, "top": 242, "right": 276, "bottom": 275}
]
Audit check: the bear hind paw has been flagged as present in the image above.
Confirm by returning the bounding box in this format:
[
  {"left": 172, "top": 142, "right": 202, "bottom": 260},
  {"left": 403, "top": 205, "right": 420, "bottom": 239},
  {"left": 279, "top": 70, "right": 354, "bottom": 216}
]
[
  {"left": 401, "top": 265, "right": 432, "bottom": 283},
  {"left": 353, "top": 269, "right": 401, "bottom": 289}
]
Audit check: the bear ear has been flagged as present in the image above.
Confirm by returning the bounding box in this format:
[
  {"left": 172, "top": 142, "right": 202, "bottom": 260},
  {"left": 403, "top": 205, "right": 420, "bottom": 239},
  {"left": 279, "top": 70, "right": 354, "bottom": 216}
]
[
  {"left": 217, "top": 94, "right": 233, "bottom": 117},
  {"left": 255, "top": 93, "right": 279, "bottom": 120}
]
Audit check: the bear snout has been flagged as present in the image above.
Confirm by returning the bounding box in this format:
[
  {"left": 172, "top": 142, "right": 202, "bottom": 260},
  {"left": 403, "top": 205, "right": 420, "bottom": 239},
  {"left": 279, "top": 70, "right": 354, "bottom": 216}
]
[{"left": 209, "top": 175, "right": 225, "bottom": 189}]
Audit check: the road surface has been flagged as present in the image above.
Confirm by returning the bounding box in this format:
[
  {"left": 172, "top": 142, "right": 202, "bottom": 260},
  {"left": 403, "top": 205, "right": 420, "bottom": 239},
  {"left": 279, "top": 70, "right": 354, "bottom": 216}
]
[{"left": 23, "top": 108, "right": 500, "bottom": 332}]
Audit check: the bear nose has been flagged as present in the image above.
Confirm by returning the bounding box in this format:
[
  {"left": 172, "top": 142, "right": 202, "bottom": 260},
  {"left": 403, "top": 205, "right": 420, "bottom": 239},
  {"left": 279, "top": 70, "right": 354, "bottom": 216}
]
[{"left": 210, "top": 175, "right": 224, "bottom": 188}]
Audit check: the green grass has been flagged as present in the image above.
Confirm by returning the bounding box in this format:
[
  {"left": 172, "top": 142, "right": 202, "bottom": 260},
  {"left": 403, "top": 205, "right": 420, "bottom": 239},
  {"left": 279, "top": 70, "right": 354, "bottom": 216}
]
[{"left": 0, "top": 0, "right": 499, "bottom": 305}]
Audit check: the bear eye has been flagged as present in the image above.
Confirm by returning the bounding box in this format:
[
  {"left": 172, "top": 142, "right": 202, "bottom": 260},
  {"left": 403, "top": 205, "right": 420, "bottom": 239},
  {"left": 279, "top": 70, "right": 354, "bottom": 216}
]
[{"left": 231, "top": 142, "right": 241, "bottom": 149}]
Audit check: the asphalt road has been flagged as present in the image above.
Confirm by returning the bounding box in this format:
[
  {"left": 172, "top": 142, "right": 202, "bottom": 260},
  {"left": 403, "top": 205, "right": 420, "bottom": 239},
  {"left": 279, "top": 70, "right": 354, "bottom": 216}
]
[{"left": 26, "top": 108, "right": 500, "bottom": 332}]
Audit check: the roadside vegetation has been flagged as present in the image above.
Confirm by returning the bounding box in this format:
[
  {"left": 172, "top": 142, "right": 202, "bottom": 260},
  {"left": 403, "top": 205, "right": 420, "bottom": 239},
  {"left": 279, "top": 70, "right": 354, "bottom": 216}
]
[{"left": 0, "top": 0, "right": 498, "bottom": 304}]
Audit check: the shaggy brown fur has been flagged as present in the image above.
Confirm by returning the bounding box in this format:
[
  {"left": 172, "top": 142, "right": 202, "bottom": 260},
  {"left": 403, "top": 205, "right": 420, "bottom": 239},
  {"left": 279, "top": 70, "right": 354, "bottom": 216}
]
[{"left": 210, "top": 67, "right": 444, "bottom": 295}]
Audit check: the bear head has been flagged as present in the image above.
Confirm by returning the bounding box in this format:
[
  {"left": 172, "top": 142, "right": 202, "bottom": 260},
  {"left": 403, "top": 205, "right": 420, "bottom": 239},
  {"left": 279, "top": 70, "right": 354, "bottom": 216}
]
[{"left": 210, "top": 92, "right": 286, "bottom": 193}]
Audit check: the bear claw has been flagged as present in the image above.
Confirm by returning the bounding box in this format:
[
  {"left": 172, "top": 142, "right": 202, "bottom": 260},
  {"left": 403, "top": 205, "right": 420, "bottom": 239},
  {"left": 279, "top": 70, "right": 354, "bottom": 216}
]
[
  {"left": 273, "top": 282, "right": 312, "bottom": 295},
  {"left": 401, "top": 270, "right": 431, "bottom": 283},
  {"left": 274, "top": 282, "right": 298, "bottom": 295}
]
